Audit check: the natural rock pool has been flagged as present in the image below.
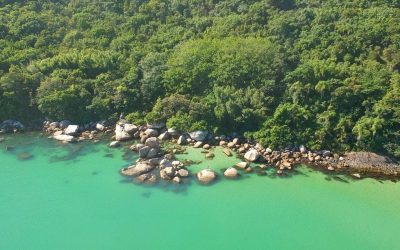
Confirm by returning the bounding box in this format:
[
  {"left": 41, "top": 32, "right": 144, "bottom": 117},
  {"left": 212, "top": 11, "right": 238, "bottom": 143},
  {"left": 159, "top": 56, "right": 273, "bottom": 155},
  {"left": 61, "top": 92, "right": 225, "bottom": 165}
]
[{"left": 1, "top": 133, "right": 400, "bottom": 250}]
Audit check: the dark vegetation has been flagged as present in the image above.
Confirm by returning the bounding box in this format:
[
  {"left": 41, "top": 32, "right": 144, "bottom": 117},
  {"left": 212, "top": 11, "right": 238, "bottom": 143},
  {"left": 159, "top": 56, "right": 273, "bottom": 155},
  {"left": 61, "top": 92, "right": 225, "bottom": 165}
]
[{"left": 0, "top": 0, "right": 399, "bottom": 157}]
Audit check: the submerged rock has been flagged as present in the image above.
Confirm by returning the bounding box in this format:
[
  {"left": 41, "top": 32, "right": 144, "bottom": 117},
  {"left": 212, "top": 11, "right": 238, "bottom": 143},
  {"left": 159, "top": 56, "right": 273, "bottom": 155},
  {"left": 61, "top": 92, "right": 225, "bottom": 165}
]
[
  {"left": 197, "top": 169, "right": 217, "bottom": 184},
  {"left": 18, "top": 152, "right": 33, "bottom": 161},
  {"left": 134, "top": 173, "right": 157, "bottom": 185},
  {"left": 109, "top": 141, "right": 120, "bottom": 147},
  {"left": 223, "top": 148, "right": 233, "bottom": 157},
  {"left": 205, "top": 152, "right": 215, "bottom": 159}
]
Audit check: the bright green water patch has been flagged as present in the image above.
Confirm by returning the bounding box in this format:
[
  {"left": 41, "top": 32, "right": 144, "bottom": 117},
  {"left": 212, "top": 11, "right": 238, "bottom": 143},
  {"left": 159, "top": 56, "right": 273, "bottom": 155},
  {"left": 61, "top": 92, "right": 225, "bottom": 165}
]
[{"left": 1, "top": 134, "right": 400, "bottom": 250}]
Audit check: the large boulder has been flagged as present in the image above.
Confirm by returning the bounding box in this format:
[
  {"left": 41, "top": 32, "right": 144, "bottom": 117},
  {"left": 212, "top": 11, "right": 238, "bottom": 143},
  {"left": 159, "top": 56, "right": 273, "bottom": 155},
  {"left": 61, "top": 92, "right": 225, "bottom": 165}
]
[
  {"left": 145, "top": 137, "right": 160, "bottom": 148},
  {"left": 115, "top": 124, "right": 132, "bottom": 141},
  {"left": 64, "top": 125, "right": 79, "bottom": 136},
  {"left": 124, "top": 124, "right": 138, "bottom": 134},
  {"left": 139, "top": 146, "right": 151, "bottom": 158},
  {"left": 53, "top": 134, "right": 76, "bottom": 143},
  {"left": 120, "top": 162, "right": 155, "bottom": 177},
  {"left": 224, "top": 168, "right": 239, "bottom": 178},
  {"left": 189, "top": 130, "right": 209, "bottom": 142},
  {"left": 146, "top": 148, "right": 159, "bottom": 159},
  {"left": 197, "top": 169, "right": 217, "bottom": 184},
  {"left": 244, "top": 149, "right": 260, "bottom": 162}
]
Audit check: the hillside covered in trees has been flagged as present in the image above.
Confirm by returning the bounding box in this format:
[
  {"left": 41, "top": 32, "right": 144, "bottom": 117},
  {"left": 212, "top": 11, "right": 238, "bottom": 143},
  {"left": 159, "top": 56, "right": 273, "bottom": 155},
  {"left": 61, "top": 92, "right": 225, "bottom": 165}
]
[{"left": 0, "top": 0, "right": 400, "bottom": 157}]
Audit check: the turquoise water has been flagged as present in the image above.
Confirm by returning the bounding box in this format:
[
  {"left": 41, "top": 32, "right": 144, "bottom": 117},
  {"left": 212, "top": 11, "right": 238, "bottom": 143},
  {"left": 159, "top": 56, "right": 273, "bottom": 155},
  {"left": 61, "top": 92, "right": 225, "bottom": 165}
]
[{"left": 1, "top": 133, "right": 400, "bottom": 250}]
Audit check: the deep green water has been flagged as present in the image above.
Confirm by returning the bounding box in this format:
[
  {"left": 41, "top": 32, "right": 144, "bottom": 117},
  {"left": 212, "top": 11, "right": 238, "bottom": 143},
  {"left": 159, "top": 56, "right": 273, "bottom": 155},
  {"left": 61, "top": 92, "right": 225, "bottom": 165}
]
[{"left": 1, "top": 133, "right": 400, "bottom": 250}]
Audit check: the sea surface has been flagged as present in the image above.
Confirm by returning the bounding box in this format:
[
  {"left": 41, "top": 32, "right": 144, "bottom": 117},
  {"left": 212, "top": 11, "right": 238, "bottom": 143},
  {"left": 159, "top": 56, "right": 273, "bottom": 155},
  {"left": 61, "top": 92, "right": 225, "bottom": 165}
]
[{"left": 1, "top": 133, "right": 400, "bottom": 250}]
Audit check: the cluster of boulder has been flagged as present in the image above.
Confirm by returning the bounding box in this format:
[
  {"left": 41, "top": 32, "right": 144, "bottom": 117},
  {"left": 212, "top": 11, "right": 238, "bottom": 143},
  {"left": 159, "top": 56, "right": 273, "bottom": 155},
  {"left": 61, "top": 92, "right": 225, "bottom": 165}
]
[
  {"left": 0, "top": 120, "right": 24, "bottom": 134},
  {"left": 43, "top": 120, "right": 112, "bottom": 143},
  {"left": 121, "top": 136, "right": 191, "bottom": 185}
]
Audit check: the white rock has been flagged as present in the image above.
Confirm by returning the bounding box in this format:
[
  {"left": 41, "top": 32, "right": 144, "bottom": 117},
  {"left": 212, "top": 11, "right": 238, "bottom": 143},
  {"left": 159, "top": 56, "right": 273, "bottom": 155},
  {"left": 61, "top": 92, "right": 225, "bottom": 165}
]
[
  {"left": 244, "top": 149, "right": 260, "bottom": 162},
  {"left": 109, "top": 141, "right": 120, "bottom": 147},
  {"left": 236, "top": 162, "right": 249, "bottom": 169},
  {"left": 64, "top": 125, "right": 79, "bottom": 135},
  {"left": 53, "top": 134, "right": 76, "bottom": 143},
  {"left": 115, "top": 124, "right": 132, "bottom": 141},
  {"left": 224, "top": 167, "right": 238, "bottom": 178},
  {"left": 197, "top": 169, "right": 217, "bottom": 184}
]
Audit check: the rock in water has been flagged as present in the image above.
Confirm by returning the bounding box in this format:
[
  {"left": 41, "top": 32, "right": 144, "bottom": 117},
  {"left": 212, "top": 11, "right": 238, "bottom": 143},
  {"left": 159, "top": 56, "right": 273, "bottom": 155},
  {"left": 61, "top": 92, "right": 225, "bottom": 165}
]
[
  {"left": 224, "top": 168, "right": 238, "bottom": 178},
  {"left": 178, "top": 168, "right": 190, "bottom": 177},
  {"left": 120, "top": 163, "right": 155, "bottom": 177},
  {"left": 197, "top": 169, "right": 217, "bottom": 184},
  {"left": 109, "top": 141, "right": 120, "bottom": 147},
  {"left": 64, "top": 125, "right": 79, "bottom": 135},
  {"left": 236, "top": 162, "right": 249, "bottom": 169},
  {"left": 244, "top": 149, "right": 260, "bottom": 162},
  {"left": 53, "top": 134, "right": 76, "bottom": 143}
]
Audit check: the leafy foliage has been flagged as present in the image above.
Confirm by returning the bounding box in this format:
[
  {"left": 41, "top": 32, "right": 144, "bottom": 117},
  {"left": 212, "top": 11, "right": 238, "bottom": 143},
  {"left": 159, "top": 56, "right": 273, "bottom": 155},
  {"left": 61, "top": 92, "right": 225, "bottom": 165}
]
[{"left": 1, "top": 0, "right": 400, "bottom": 157}]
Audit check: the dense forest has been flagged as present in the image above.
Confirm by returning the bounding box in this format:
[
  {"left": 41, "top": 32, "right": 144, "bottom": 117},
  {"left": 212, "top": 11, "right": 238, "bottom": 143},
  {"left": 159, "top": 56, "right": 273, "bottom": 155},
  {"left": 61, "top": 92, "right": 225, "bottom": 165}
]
[{"left": 0, "top": 0, "right": 399, "bottom": 156}]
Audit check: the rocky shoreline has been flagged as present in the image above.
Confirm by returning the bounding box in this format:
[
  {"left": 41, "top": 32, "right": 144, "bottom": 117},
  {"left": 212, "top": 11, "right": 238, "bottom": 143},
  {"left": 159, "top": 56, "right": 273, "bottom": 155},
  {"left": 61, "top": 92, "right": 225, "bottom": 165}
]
[{"left": 2, "top": 119, "right": 400, "bottom": 183}]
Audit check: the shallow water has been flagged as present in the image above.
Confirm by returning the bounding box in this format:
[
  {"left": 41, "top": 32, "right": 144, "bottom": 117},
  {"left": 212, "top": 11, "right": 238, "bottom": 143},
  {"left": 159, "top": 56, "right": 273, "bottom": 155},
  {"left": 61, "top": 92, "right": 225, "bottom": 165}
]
[{"left": 1, "top": 133, "right": 400, "bottom": 250}]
